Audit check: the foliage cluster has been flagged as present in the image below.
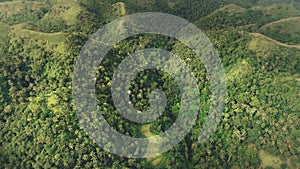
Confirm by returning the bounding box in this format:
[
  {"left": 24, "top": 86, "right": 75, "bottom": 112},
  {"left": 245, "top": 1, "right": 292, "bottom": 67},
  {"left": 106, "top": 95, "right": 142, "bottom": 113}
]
[{"left": 0, "top": 0, "right": 299, "bottom": 168}]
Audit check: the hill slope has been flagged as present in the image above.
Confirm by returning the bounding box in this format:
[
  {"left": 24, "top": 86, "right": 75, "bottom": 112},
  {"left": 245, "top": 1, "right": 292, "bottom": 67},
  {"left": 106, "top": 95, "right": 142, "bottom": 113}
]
[
  {"left": 259, "top": 17, "right": 300, "bottom": 45},
  {"left": 195, "top": 3, "right": 300, "bottom": 31}
]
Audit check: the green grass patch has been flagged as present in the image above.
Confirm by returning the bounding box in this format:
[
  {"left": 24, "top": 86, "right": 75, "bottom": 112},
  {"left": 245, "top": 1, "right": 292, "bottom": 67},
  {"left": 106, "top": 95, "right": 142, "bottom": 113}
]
[
  {"left": 227, "top": 59, "right": 252, "bottom": 82},
  {"left": 112, "top": 2, "right": 127, "bottom": 16},
  {"left": 259, "top": 149, "right": 283, "bottom": 169},
  {"left": 141, "top": 124, "right": 164, "bottom": 167},
  {"left": 41, "top": 0, "right": 82, "bottom": 26}
]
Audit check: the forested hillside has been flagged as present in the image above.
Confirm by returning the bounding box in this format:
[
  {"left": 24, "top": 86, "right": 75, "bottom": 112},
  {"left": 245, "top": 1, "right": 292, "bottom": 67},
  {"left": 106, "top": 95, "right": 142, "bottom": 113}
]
[{"left": 0, "top": 0, "right": 299, "bottom": 168}]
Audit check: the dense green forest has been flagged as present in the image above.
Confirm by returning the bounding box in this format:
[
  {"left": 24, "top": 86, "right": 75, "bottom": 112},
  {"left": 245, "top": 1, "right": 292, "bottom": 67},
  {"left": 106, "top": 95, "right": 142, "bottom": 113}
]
[{"left": 0, "top": 0, "right": 299, "bottom": 168}]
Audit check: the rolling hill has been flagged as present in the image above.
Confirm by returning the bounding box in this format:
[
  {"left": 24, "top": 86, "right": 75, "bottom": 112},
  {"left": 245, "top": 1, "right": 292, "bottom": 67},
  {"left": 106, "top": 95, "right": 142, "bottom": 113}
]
[
  {"left": 195, "top": 3, "right": 300, "bottom": 31},
  {"left": 0, "top": 0, "right": 299, "bottom": 169},
  {"left": 259, "top": 17, "right": 300, "bottom": 45}
]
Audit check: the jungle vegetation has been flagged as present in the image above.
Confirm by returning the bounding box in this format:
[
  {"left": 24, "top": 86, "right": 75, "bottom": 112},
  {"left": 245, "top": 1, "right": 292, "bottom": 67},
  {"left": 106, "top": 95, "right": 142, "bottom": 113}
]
[{"left": 0, "top": 0, "right": 299, "bottom": 168}]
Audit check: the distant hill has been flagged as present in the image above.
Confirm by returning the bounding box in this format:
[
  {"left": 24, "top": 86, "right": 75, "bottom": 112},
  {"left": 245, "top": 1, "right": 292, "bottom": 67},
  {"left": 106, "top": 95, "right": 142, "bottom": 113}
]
[
  {"left": 229, "top": 0, "right": 300, "bottom": 9},
  {"left": 259, "top": 17, "right": 300, "bottom": 45},
  {"left": 0, "top": 1, "right": 50, "bottom": 24},
  {"left": 195, "top": 3, "right": 300, "bottom": 31}
]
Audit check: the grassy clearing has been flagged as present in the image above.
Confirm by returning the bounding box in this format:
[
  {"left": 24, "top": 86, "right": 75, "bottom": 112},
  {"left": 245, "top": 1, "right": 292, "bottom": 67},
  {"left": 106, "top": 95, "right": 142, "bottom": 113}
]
[
  {"left": 227, "top": 59, "right": 252, "bottom": 82},
  {"left": 41, "top": 0, "right": 82, "bottom": 26},
  {"left": 258, "top": 149, "right": 283, "bottom": 169},
  {"left": 59, "top": 5, "right": 81, "bottom": 25},
  {"left": 141, "top": 124, "right": 164, "bottom": 166},
  {"left": 54, "top": 0, "right": 82, "bottom": 25},
  {"left": 141, "top": 124, "right": 153, "bottom": 138},
  {"left": 112, "top": 2, "right": 126, "bottom": 16}
]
